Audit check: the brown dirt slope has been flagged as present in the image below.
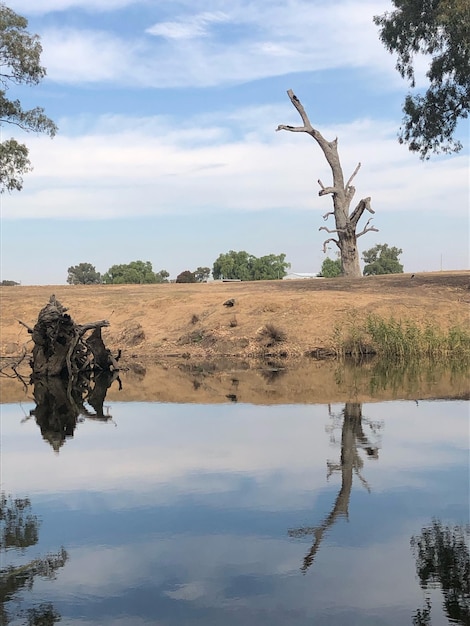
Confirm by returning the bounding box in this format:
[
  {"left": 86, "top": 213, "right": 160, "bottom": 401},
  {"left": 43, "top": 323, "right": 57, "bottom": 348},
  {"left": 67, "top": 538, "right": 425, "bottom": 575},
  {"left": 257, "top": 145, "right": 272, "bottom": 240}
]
[{"left": 1, "top": 271, "right": 469, "bottom": 362}]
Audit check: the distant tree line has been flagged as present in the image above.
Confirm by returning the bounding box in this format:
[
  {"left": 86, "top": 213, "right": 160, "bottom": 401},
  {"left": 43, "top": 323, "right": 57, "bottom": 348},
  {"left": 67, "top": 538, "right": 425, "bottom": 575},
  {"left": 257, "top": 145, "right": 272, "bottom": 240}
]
[
  {"left": 65, "top": 261, "right": 169, "bottom": 285},
  {"left": 3, "top": 244, "right": 403, "bottom": 287},
  {"left": 65, "top": 252, "right": 291, "bottom": 285}
]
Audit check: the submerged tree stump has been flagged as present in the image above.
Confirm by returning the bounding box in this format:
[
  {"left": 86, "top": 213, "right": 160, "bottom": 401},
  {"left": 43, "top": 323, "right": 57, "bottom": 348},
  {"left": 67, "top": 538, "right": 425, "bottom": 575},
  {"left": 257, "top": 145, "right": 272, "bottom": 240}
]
[{"left": 27, "top": 295, "right": 119, "bottom": 380}]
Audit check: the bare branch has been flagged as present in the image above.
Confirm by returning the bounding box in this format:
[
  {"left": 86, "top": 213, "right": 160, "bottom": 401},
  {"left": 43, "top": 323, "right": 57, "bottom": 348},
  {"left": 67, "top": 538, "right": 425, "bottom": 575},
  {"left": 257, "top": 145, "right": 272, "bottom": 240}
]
[
  {"left": 345, "top": 162, "right": 361, "bottom": 190},
  {"left": 17, "top": 319, "right": 34, "bottom": 333},
  {"left": 77, "top": 320, "right": 110, "bottom": 337},
  {"left": 0, "top": 348, "right": 28, "bottom": 375},
  {"left": 278, "top": 89, "right": 314, "bottom": 131},
  {"left": 319, "top": 188, "right": 337, "bottom": 197},
  {"left": 364, "top": 198, "right": 374, "bottom": 214},
  {"left": 276, "top": 90, "right": 334, "bottom": 152},
  {"left": 356, "top": 218, "right": 379, "bottom": 238},
  {"left": 322, "top": 211, "right": 334, "bottom": 221},
  {"left": 317, "top": 180, "right": 337, "bottom": 197},
  {"left": 0, "top": 349, "right": 30, "bottom": 392},
  {"left": 319, "top": 226, "right": 345, "bottom": 234},
  {"left": 322, "top": 238, "right": 340, "bottom": 253},
  {"left": 276, "top": 124, "right": 308, "bottom": 133},
  {"left": 345, "top": 185, "right": 356, "bottom": 204},
  {"left": 350, "top": 197, "right": 374, "bottom": 227}
]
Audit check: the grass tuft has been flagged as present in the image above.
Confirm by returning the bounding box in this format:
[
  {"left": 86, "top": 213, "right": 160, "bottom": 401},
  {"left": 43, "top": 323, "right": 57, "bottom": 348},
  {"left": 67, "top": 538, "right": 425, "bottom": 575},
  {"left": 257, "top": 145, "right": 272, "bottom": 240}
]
[{"left": 259, "top": 323, "right": 287, "bottom": 346}]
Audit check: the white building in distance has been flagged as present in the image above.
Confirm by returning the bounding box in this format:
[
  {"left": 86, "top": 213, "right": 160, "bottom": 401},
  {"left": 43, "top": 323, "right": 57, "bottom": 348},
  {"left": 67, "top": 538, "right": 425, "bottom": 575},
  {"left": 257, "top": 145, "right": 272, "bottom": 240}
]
[{"left": 283, "top": 272, "right": 321, "bottom": 280}]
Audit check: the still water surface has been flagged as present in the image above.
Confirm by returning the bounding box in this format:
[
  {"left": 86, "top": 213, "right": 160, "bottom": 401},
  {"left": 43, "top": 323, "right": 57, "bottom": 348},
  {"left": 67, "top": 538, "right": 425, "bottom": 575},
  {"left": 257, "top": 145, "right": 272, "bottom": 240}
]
[{"left": 0, "top": 383, "right": 468, "bottom": 625}]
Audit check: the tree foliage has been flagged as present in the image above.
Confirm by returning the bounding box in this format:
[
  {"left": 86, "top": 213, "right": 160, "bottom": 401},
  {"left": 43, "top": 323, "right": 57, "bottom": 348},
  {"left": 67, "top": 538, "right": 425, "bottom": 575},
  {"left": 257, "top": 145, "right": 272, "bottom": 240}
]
[
  {"left": 0, "top": 4, "right": 57, "bottom": 192},
  {"left": 362, "top": 244, "right": 404, "bottom": 275},
  {"left": 176, "top": 270, "right": 197, "bottom": 283},
  {"left": 0, "top": 279, "right": 19, "bottom": 286},
  {"left": 194, "top": 266, "right": 211, "bottom": 282},
  {"left": 155, "top": 269, "right": 170, "bottom": 283},
  {"left": 374, "top": 0, "right": 469, "bottom": 159},
  {"left": 212, "top": 251, "right": 290, "bottom": 281},
  {"left": 318, "top": 257, "right": 342, "bottom": 278},
  {"left": 175, "top": 267, "right": 212, "bottom": 283},
  {"left": 102, "top": 260, "right": 167, "bottom": 284},
  {"left": 67, "top": 263, "right": 101, "bottom": 285}
]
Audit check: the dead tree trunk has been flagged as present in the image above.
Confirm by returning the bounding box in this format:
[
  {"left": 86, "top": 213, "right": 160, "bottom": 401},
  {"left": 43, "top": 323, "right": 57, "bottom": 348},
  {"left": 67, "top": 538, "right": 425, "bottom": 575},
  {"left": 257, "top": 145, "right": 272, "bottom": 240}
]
[
  {"left": 28, "top": 295, "right": 118, "bottom": 381},
  {"left": 276, "top": 90, "right": 378, "bottom": 277}
]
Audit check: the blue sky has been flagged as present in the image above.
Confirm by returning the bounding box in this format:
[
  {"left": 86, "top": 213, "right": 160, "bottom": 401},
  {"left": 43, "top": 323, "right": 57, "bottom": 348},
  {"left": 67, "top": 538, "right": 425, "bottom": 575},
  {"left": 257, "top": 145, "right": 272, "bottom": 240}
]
[{"left": 0, "top": 0, "right": 468, "bottom": 285}]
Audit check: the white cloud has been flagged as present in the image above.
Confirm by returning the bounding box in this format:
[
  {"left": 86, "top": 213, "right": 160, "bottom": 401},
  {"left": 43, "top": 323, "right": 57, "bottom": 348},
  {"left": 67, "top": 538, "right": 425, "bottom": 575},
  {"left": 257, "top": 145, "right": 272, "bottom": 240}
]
[
  {"left": 2, "top": 109, "right": 468, "bottom": 222},
  {"left": 42, "top": 28, "right": 142, "bottom": 83},
  {"left": 7, "top": 0, "right": 429, "bottom": 92},
  {"left": 35, "top": 0, "right": 399, "bottom": 88},
  {"left": 146, "top": 11, "right": 230, "bottom": 40}
]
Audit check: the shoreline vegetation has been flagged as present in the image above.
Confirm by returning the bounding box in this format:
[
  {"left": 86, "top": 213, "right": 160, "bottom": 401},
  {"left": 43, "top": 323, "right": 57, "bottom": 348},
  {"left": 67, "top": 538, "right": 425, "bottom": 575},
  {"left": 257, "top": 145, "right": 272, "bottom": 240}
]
[{"left": 333, "top": 313, "right": 470, "bottom": 360}]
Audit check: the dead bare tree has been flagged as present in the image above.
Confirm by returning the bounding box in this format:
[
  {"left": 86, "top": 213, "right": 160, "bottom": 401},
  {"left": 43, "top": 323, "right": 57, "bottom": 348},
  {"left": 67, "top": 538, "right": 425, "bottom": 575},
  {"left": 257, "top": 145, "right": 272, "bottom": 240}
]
[{"left": 277, "top": 90, "right": 378, "bottom": 277}]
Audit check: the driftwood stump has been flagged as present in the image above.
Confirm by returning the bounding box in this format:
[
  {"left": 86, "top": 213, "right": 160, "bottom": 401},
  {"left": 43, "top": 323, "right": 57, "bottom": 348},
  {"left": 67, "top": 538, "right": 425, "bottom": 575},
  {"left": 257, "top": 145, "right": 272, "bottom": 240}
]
[
  {"left": 17, "top": 295, "right": 122, "bottom": 449},
  {"left": 29, "top": 295, "right": 118, "bottom": 380}
]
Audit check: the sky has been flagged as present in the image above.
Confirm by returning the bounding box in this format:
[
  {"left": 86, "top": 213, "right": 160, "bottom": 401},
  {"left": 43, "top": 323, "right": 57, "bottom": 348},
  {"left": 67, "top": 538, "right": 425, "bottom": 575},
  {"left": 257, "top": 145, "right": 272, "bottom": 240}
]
[{"left": 0, "top": 0, "right": 468, "bottom": 285}]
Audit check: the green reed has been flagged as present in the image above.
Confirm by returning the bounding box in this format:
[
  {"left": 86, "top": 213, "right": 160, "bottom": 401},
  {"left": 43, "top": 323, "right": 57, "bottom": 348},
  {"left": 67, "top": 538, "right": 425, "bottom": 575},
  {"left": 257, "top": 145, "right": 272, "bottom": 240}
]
[{"left": 332, "top": 312, "right": 470, "bottom": 361}]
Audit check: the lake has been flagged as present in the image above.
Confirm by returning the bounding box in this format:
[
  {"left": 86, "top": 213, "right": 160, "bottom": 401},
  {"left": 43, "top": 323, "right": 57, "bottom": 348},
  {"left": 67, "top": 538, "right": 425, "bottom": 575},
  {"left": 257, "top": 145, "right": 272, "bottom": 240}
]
[{"left": 0, "top": 361, "right": 468, "bottom": 625}]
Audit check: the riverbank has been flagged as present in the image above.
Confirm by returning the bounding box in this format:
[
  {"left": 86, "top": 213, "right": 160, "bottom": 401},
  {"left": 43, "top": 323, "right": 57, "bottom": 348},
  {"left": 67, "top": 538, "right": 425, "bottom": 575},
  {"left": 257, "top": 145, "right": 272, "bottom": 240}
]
[{"left": 1, "top": 271, "right": 469, "bottom": 364}]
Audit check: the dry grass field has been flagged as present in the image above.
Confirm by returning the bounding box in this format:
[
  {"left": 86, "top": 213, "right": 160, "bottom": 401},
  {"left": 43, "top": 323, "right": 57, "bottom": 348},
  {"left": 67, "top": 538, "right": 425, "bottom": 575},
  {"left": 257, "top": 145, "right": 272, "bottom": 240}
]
[
  {"left": 1, "top": 271, "right": 469, "bottom": 404},
  {"left": 1, "top": 271, "right": 469, "bottom": 361}
]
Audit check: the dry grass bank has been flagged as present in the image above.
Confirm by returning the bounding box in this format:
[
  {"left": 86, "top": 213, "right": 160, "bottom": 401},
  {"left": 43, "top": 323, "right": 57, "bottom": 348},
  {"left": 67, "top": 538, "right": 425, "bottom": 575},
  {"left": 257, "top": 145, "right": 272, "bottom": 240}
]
[{"left": 1, "top": 271, "right": 469, "bottom": 364}]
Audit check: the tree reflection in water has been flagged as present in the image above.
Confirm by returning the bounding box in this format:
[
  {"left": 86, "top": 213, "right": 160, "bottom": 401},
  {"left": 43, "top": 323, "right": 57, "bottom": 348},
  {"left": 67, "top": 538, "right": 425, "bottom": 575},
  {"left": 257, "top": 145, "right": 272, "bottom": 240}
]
[
  {"left": 411, "top": 520, "right": 470, "bottom": 625},
  {"left": 0, "top": 493, "right": 67, "bottom": 625},
  {"left": 289, "top": 402, "right": 382, "bottom": 572},
  {"left": 28, "top": 370, "right": 120, "bottom": 452}
]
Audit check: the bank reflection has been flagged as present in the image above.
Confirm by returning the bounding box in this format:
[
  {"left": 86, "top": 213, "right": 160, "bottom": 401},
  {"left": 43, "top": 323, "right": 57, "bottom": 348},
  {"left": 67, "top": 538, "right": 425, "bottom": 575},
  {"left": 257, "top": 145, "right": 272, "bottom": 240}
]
[
  {"left": 289, "top": 402, "right": 381, "bottom": 572},
  {"left": 0, "top": 492, "right": 67, "bottom": 625},
  {"left": 30, "top": 371, "right": 120, "bottom": 451}
]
